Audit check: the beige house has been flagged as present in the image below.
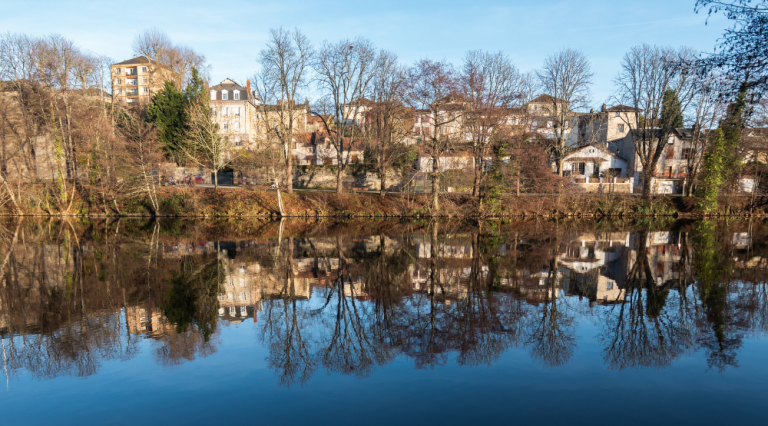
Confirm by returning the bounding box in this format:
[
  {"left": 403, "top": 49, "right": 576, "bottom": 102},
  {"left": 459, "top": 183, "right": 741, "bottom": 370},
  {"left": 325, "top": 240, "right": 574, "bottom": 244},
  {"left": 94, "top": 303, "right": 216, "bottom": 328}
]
[
  {"left": 110, "top": 56, "right": 166, "bottom": 106},
  {"left": 209, "top": 78, "right": 260, "bottom": 148}
]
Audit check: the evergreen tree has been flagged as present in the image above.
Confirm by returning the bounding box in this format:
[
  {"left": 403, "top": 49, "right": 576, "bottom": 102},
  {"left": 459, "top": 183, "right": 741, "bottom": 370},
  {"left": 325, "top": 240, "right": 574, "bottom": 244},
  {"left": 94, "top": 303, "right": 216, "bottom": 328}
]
[
  {"left": 147, "top": 81, "right": 188, "bottom": 162},
  {"left": 697, "top": 86, "right": 747, "bottom": 212},
  {"left": 698, "top": 129, "right": 727, "bottom": 212},
  {"left": 184, "top": 68, "right": 207, "bottom": 107},
  {"left": 660, "top": 88, "right": 684, "bottom": 131}
]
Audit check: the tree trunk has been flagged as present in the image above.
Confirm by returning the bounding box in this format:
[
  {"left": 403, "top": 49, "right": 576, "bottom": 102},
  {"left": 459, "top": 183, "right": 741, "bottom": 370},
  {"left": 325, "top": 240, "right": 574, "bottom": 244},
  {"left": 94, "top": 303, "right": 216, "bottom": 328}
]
[
  {"left": 431, "top": 156, "right": 439, "bottom": 212},
  {"left": 642, "top": 168, "right": 652, "bottom": 200},
  {"left": 286, "top": 149, "right": 294, "bottom": 194},
  {"left": 214, "top": 170, "right": 218, "bottom": 189},
  {"left": 379, "top": 163, "right": 386, "bottom": 197},
  {"left": 336, "top": 164, "right": 343, "bottom": 194},
  {"left": 472, "top": 157, "right": 481, "bottom": 197}
]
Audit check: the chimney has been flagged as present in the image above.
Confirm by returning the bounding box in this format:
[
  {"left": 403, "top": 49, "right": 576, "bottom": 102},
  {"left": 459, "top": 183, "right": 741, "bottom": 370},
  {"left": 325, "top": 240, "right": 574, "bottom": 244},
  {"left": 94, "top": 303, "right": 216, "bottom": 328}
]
[
  {"left": 601, "top": 103, "right": 607, "bottom": 112},
  {"left": 590, "top": 108, "right": 594, "bottom": 114},
  {"left": 246, "top": 79, "right": 251, "bottom": 101}
]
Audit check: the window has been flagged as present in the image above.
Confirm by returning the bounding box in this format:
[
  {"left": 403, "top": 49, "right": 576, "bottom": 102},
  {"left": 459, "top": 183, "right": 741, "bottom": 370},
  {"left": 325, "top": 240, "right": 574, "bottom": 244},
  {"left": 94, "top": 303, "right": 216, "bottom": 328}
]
[
  {"left": 115, "top": 68, "right": 121, "bottom": 74},
  {"left": 221, "top": 90, "right": 228, "bottom": 100},
  {"left": 141, "top": 67, "right": 147, "bottom": 73},
  {"left": 116, "top": 78, "right": 122, "bottom": 84},
  {"left": 234, "top": 91, "right": 240, "bottom": 100},
  {"left": 210, "top": 90, "right": 216, "bottom": 101},
  {"left": 142, "top": 78, "right": 148, "bottom": 84},
  {"left": 546, "top": 121, "right": 553, "bottom": 128},
  {"left": 235, "top": 107, "right": 240, "bottom": 116},
  {"left": 682, "top": 148, "right": 693, "bottom": 159},
  {"left": 618, "top": 124, "right": 625, "bottom": 132},
  {"left": 235, "top": 136, "right": 242, "bottom": 146},
  {"left": 212, "top": 108, "right": 216, "bottom": 116},
  {"left": 235, "top": 122, "right": 240, "bottom": 131},
  {"left": 572, "top": 162, "right": 586, "bottom": 175},
  {"left": 223, "top": 122, "right": 228, "bottom": 131},
  {"left": 142, "top": 87, "right": 148, "bottom": 94},
  {"left": 606, "top": 281, "right": 614, "bottom": 290},
  {"left": 615, "top": 111, "right": 620, "bottom": 117},
  {"left": 223, "top": 107, "right": 229, "bottom": 116}
]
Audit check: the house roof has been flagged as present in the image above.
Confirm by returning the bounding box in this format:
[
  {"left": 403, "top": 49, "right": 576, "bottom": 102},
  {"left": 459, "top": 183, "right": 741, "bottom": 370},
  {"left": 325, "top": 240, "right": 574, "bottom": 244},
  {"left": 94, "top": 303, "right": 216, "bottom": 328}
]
[
  {"left": 346, "top": 98, "right": 376, "bottom": 107},
  {"left": 564, "top": 144, "right": 627, "bottom": 162},
  {"left": 606, "top": 104, "right": 636, "bottom": 112},
  {"left": 209, "top": 78, "right": 251, "bottom": 102},
  {"left": 112, "top": 56, "right": 155, "bottom": 66},
  {"left": 528, "top": 94, "right": 563, "bottom": 104}
]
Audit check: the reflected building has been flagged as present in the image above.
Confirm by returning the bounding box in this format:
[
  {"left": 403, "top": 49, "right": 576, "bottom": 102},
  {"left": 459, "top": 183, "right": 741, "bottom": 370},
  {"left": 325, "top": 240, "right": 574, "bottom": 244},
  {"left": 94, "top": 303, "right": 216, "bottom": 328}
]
[{"left": 558, "top": 233, "right": 630, "bottom": 304}]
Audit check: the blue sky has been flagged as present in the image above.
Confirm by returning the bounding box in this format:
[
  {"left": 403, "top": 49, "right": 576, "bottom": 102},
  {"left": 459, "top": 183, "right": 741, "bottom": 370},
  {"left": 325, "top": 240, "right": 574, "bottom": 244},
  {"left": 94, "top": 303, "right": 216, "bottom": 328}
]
[{"left": 3, "top": 0, "right": 731, "bottom": 108}]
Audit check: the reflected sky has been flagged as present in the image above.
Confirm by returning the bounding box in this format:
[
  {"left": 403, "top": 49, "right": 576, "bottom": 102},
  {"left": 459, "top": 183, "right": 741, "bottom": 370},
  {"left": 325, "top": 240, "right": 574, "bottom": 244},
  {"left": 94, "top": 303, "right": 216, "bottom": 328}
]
[{"left": 1, "top": 219, "right": 767, "bottom": 425}]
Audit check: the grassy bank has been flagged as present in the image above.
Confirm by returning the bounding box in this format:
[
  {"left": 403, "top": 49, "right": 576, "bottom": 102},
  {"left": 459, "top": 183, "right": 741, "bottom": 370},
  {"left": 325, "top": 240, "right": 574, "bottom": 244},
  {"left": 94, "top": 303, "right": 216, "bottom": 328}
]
[{"left": 3, "top": 185, "right": 768, "bottom": 218}]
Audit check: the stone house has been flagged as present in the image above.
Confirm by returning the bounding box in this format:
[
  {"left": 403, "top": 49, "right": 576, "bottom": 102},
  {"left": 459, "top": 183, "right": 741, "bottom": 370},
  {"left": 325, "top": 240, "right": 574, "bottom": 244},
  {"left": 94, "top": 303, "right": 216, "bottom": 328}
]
[
  {"left": 610, "top": 128, "right": 705, "bottom": 194},
  {"left": 569, "top": 103, "right": 637, "bottom": 147}
]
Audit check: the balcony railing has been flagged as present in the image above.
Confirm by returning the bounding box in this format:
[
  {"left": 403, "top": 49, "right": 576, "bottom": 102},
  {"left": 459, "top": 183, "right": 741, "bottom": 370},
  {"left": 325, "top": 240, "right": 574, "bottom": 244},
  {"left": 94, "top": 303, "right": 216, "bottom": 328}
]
[
  {"left": 126, "top": 90, "right": 139, "bottom": 97},
  {"left": 126, "top": 70, "right": 137, "bottom": 76}
]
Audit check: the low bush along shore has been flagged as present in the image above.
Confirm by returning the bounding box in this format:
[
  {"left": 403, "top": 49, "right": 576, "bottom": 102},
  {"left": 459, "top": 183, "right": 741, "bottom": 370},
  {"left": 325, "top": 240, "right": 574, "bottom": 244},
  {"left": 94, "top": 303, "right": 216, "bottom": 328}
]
[{"left": 2, "top": 185, "right": 767, "bottom": 218}]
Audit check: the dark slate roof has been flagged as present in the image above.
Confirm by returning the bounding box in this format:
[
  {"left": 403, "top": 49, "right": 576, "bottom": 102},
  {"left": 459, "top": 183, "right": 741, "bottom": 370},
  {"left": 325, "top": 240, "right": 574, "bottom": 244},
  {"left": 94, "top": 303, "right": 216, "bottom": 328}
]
[
  {"left": 210, "top": 78, "right": 249, "bottom": 102},
  {"left": 606, "top": 104, "right": 636, "bottom": 112},
  {"left": 112, "top": 56, "right": 155, "bottom": 66}
]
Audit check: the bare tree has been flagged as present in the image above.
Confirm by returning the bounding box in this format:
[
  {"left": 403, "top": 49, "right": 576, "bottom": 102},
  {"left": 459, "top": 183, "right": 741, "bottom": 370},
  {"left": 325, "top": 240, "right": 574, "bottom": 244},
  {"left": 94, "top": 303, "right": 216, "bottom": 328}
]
[
  {"left": 363, "top": 51, "right": 410, "bottom": 196},
  {"left": 132, "top": 28, "right": 208, "bottom": 91},
  {"left": 536, "top": 48, "right": 594, "bottom": 175},
  {"left": 253, "top": 27, "right": 313, "bottom": 195},
  {"left": 313, "top": 37, "right": 379, "bottom": 194},
  {"left": 406, "top": 59, "right": 460, "bottom": 211},
  {"left": 614, "top": 44, "right": 697, "bottom": 199},
  {"left": 115, "top": 106, "right": 163, "bottom": 213},
  {"left": 682, "top": 70, "right": 727, "bottom": 195},
  {"left": 181, "top": 100, "right": 234, "bottom": 189},
  {"left": 460, "top": 50, "right": 524, "bottom": 197}
]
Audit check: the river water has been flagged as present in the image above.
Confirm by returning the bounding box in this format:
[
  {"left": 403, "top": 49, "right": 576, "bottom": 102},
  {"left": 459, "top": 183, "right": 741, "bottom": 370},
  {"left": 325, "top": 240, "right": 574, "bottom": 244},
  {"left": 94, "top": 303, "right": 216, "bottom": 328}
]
[{"left": 0, "top": 219, "right": 766, "bottom": 425}]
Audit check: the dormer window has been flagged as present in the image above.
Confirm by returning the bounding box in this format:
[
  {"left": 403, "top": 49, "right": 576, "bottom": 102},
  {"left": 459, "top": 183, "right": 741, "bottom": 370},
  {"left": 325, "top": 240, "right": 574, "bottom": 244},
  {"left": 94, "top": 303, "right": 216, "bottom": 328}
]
[
  {"left": 221, "top": 90, "right": 228, "bottom": 100},
  {"left": 210, "top": 90, "right": 216, "bottom": 101},
  {"left": 234, "top": 91, "right": 240, "bottom": 100}
]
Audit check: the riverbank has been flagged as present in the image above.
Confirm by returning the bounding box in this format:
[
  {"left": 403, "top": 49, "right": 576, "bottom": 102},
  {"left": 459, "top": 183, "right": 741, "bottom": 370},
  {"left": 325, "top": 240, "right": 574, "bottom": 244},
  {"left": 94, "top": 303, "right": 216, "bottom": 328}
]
[{"left": 2, "top": 185, "right": 768, "bottom": 218}]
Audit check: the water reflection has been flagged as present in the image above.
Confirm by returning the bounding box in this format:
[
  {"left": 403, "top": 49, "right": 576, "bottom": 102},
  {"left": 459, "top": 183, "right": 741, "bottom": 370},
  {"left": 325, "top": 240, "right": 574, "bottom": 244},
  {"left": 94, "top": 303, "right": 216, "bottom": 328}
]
[{"left": 1, "top": 219, "right": 767, "bottom": 387}]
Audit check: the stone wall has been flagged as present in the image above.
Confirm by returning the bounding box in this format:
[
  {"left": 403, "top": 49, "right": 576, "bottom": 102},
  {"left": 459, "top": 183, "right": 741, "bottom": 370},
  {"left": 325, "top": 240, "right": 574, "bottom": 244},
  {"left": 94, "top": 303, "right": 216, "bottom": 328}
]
[{"left": 294, "top": 167, "right": 403, "bottom": 191}]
